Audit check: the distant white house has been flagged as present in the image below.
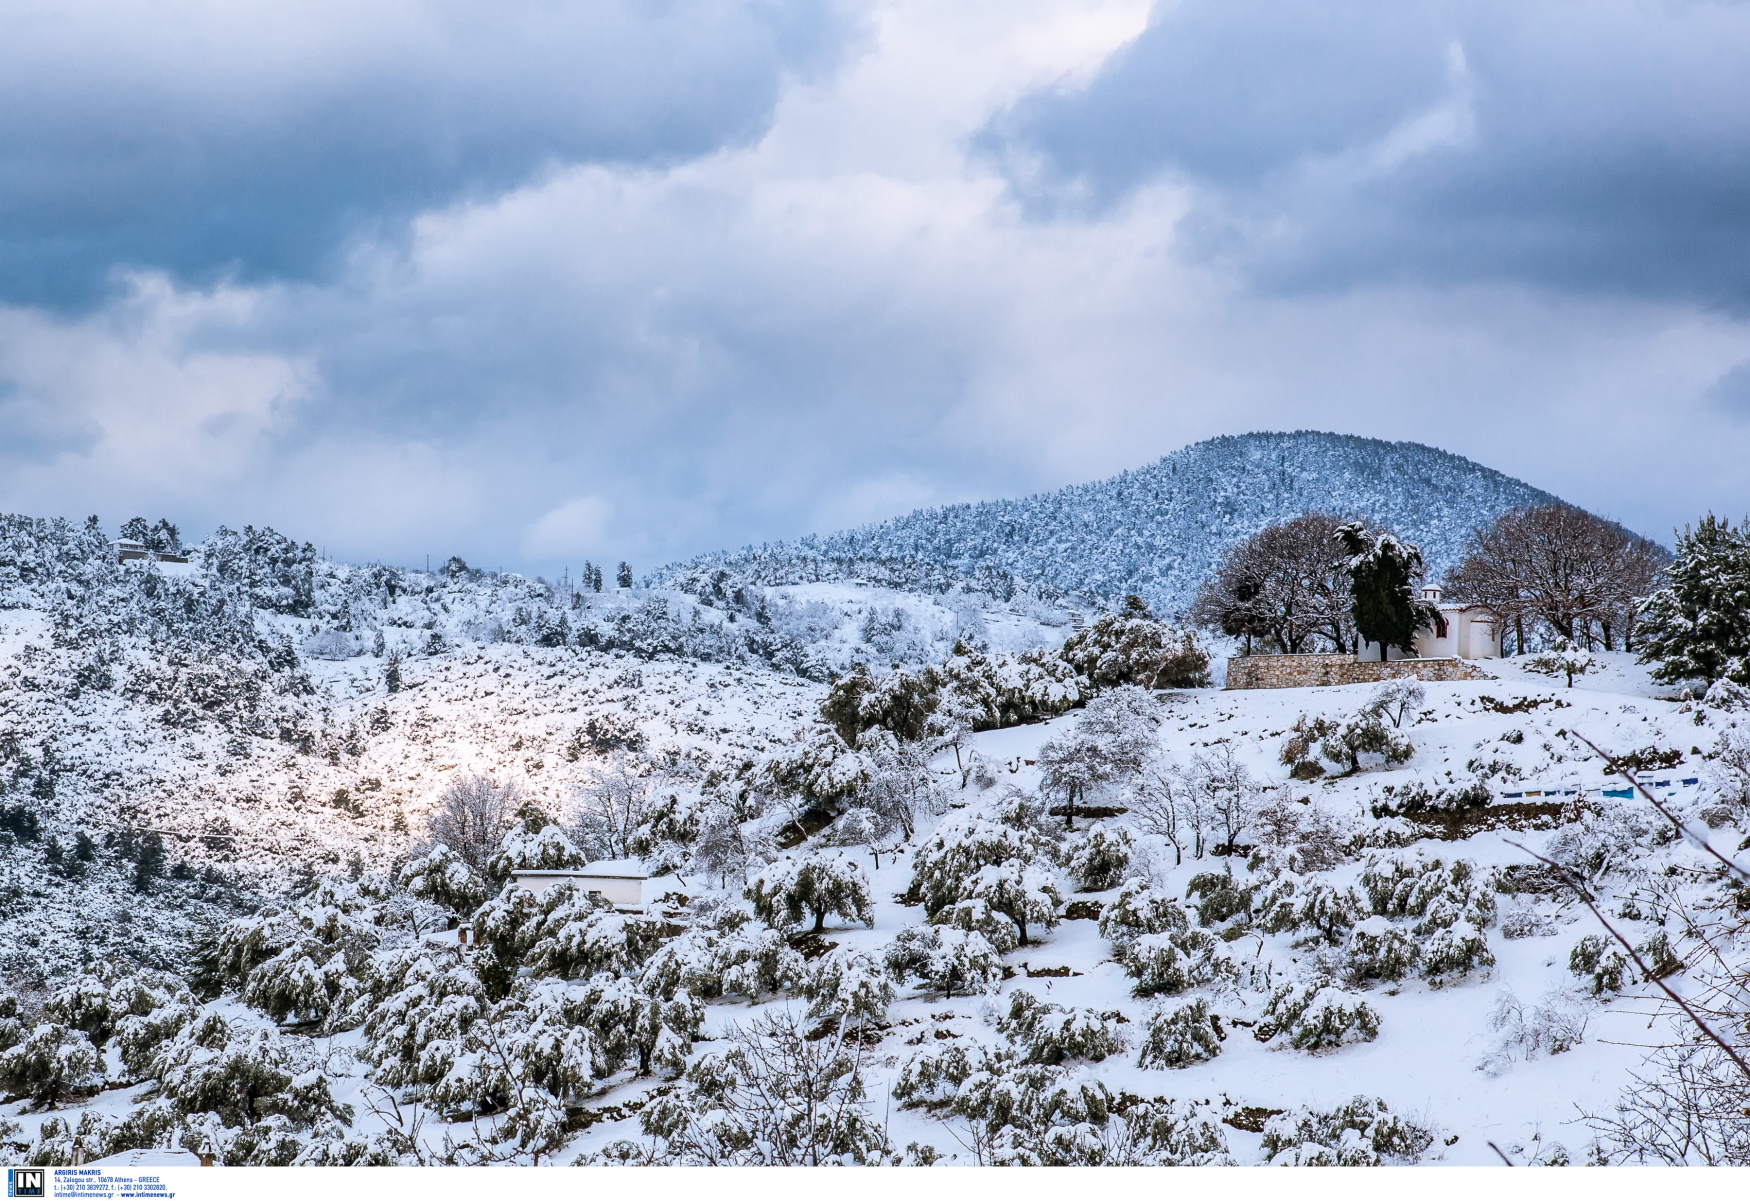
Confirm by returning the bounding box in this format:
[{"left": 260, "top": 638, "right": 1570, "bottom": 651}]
[
  {"left": 511, "top": 858, "right": 651, "bottom": 911},
  {"left": 1361, "top": 586, "right": 1502, "bottom": 660}
]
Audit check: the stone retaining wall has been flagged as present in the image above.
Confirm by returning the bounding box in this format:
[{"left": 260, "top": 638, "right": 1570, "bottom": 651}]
[{"left": 1224, "top": 654, "right": 1489, "bottom": 690}]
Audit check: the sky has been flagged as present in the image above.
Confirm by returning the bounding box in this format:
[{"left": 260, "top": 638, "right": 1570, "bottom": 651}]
[{"left": 2, "top": 0, "right": 1749, "bottom": 576}]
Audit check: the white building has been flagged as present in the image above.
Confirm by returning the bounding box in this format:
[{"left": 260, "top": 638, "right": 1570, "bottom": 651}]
[
  {"left": 1361, "top": 587, "right": 1502, "bottom": 661},
  {"left": 510, "top": 858, "right": 650, "bottom": 911}
]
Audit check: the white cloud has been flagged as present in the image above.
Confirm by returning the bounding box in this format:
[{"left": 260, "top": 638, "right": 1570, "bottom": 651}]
[{"left": 521, "top": 496, "right": 615, "bottom": 562}]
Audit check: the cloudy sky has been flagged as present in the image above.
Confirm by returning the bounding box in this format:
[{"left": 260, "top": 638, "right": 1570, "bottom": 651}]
[{"left": 2, "top": 0, "right": 1748, "bottom": 574}]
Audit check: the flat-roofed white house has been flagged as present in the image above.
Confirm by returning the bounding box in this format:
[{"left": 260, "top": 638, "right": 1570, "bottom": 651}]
[
  {"left": 1362, "top": 587, "right": 1502, "bottom": 661},
  {"left": 510, "top": 858, "right": 650, "bottom": 911}
]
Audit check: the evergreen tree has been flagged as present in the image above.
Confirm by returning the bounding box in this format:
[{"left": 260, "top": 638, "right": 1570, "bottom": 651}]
[
  {"left": 617, "top": 561, "right": 634, "bottom": 589},
  {"left": 147, "top": 519, "right": 181, "bottom": 554},
  {"left": 133, "top": 832, "right": 167, "bottom": 893},
  {"left": 1336, "top": 524, "right": 1437, "bottom": 660},
  {"left": 119, "top": 517, "right": 151, "bottom": 544},
  {"left": 384, "top": 649, "right": 404, "bottom": 694},
  {"left": 1637, "top": 515, "right": 1750, "bottom": 685}
]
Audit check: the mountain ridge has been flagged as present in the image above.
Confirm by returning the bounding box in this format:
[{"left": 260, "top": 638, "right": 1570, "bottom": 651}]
[{"left": 657, "top": 431, "right": 1586, "bottom": 614}]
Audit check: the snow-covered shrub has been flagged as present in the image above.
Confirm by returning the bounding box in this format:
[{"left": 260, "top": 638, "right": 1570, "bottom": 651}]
[
  {"left": 1478, "top": 988, "right": 1589, "bottom": 1075},
  {"left": 1064, "top": 824, "right": 1132, "bottom": 892},
  {"left": 399, "top": 844, "right": 489, "bottom": 914},
  {"left": 1282, "top": 708, "right": 1414, "bottom": 777},
  {"left": 1419, "top": 921, "right": 1495, "bottom": 986},
  {"left": 1262, "top": 981, "right": 1381, "bottom": 1052},
  {"left": 746, "top": 849, "right": 874, "bottom": 934},
  {"left": 1569, "top": 934, "right": 1629, "bottom": 995},
  {"left": 487, "top": 823, "right": 585, "bottom": 878},
  {"left": 27, "top": 1106, "right": 174, "bottom": 1168},
  {"left": 1097, "top": 879, "right": 1189, "bottom": 949},
  {"left": 473, "top": 881, "right": 663, "bottom": 981},
  {"left": 1119, "top": 928, "right": 1234, "bottom": 998},
  {"left": 1059, "top": 597, "right": 1210, "bottom": 690},
  {"left": 1036, "top": 687, "right": 1162, "bottom": 821},
  {"left": 623, "top": 1008, "right": 889, "bottom": 1165},
  {"left": 1543, "top": 802, "right": 1654, "bottom": 883},
  {"left": 998, "top": 990, "right": 1129, "bottom": 1065},
  {"left": 1343, "top": 917, "right": 1421, "bottom": 982},
  {"left": 1498, "top": 907, "right": 1558, "bottom": 940},
  {"left": 934, "top": 896, "right": 1021, "bottom": 954},
  {"left": 209, "top": 875, "right": 387, "bottom": 1028},
  {"left": 1260, "top": 1096, "right": 1434, "bottom": 1165},
  {"left": 1524, "top": 640, "right": 1595, "bottom": 687},
  {"left": 0, "top": 1023, "right": 103, "bottom": 1106},
  {"left": 1135, "top": 998, "right": 1222, "bottom": 1069},
  {"left": 42, "top": 966, "right": 186, "bottom": 1048},
  {"left": 800, "top": 947, "right": 895, "bottom": 1029},
  {"left": 152, "top": 1012, "right": 351, "bottom": 1131},
  {"left": 1360, "top": 852, "right": 1497, "bottom": 933},
  {"left": 1366, "top": 678, "right": 1426, "bottom": 728},
  {"left": 1185, "top": 867, "right": 1254, "bottom": 928},
  {"left": 1257, "top": 875, "right": 1365, "bottom": 945},
  {"left": 894, "top": 1041, "right": 1231, "bottom": 1165},
  {"left": 884, "top": 924, "right": 1002, "bottom": 997}
]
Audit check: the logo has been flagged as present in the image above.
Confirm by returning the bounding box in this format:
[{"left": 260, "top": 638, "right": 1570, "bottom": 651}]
[{"left": 7, "top": 1169, "right": 45, "bottom": 1199}]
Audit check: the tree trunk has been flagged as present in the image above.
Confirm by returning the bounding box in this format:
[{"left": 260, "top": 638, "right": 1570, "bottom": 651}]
[{"left": 812, "top": 909, "right": 825, "bottom": 933}]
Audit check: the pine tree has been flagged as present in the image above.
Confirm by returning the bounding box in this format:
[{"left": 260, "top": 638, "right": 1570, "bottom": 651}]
[
  {"left": 133, "top": 833, "right": 166, "bottom": 893},
  {"left": 617, "top": 561, "right": 634, "bottom": 589},
  {"left": 119, "top": 517, "right": 151, "bottom": 544},
  {"left": 384, "top": 649, "right": 404, "bottom": 694},
  {"left": 1336, "top": 524, "right": 1437, "bottom": 660},
  {"left": 1637, "top": 515, "right": 1750, "bottom": 685}
]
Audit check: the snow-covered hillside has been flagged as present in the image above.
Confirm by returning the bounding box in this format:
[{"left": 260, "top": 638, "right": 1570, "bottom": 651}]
[
  {"left": 2, "top": 508, "right": 1745, "bottom": 1169},
  {"left": 656, "top": 431, "right": 1587, "bottom": 615}
]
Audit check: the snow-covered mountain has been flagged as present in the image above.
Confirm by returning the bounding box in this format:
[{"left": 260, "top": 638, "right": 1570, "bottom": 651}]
[{"left": 657, "top": 431, "right": 1576, "bottom": 614}]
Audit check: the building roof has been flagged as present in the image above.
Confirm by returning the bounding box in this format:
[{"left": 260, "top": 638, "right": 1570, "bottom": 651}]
[{"left": 511, "top": 858, "right": 647, "bottom": 880}]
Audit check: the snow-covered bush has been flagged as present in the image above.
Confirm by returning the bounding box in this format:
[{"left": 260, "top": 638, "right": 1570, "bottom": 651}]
[
  {"left": 1257, "top": 875, "right": 1365, "bottom": 945},
  {"left": 1135, "top": 998, "right": 1222, "bottom": 1069},
  {"left": 998, "top": 990, "right": 1129, "bottom": 1065},
  {"left": 1059, "top": 597, "right": 1210, "bottom": 690},
  {"left": 0, "top": 1023, "right": 103, "bottom": 1107},
  {"left": 1281, "top": 707, "right": 1414, "bottom": 777},
  {"left": 399, "top": 844, "right": 489, "bottom": 914},
  {"left": 1569, "top": 934, "right": 1629, "bottom": 995},
  {"left": 884, "top": 925, "right": 1002, "bottom": 997},
  {"left": 208, "top": 875, "right": 389, "bottom": 1029},
  {"left": 42, "top": 966, "right": 186, "bottom": 1049},
  {"left": 486, "top": 823, "right": 585, "bottom": 878},
  {"left": 907, "top": 804, "right": 1064, "bottom": 944},
  {"left": 799, "top": 947, "right": 895, "bottom": 1029},
  {"left": 1360, "top": 852, "right": 1497, "bottom": 933},
  {"left": 1342, "top": 917, "right": 1421, "bottom": 982},
  {"left": 151, "top": 1012, "right": 352, "bottom": 1133},
  {"left": 1262, "top": 981, "right": 1381, "bottom": 1052},
  {"left": 933, "top": 896, "right": 1021, "bottom": 954},
  {"left": 616, "top": 1009, "right": 888, "bottom": 1165},
  {"left": 893, "top": 1041, "right": 1230, "bottom": 1165},
  {"left": 1418, "top": 921, "right": 1495, "bottom": 986},
  {"left": 746, "top": 849, "right": 874, "bottom": 934},
  {"left": 1119, "top": 928, "right": 1234, "bottom": 998},
  {"left": 472, "top": 881, "right": 663, "bottom": 981},
  {"left": 1097, "top": 879, "right": 1190, "bottom": 948},
  {"left": 1260, "top": 1096, "right": 1434, "bottom": 1165},
  {"left": 1064, "top": 824, "right": 1132, "bottom": 892},
  {"left": 1525, "top": 640, "right": 1596, "bottom": 687},
  {"left": 1185, "top": 867, "right": 1255, "bottom": 928},
  {"left": 1478, "top": 988, "right": 1589, "bottom": 1075},
  {"left": 1366, "top": 678, "right": 1426, "bottom": 728}
]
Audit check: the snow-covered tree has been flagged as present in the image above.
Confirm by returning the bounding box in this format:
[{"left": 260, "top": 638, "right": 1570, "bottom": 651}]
[
  {"left": 1063, "top": 823, "right": 1132, "bottom": 891},
  {"left": 426, "top": 775, "right": 522, "bottom": 878},
  {"left": 617, "top": 1009, "right": 888, "bottom": 1166},
  {"left": 400, "top": 844, "right": 490, "bottom": 915},
  {"left": 1036, "top": 685, "right": 1161, "bottom": 824},
  {"left": 884, "top": 925, "right": 1002, "bottom": 997},
  {"left": 746, "top": 850, "right": 874, "bottom": 934},
  {"left": 1525, "top": 639, "right": 1595, "bottom": 687},
  {"left": 1637, "top": 517, "right": 1750, "bottom": 684},
  {"left": 571, "top": 752, "right": 656, "bottom": 860},
  {"left": 1060, "top": 596, "right": 1210, "bottom": 690},
  {"left": 800, "top": 946, "right": 895, "bottom": 1030},
  {"left": 1336, "top": 523, "right": 1439, "bottom": 660},
  {"left": 0, "top": 1023, "right": 103, "bottom": 1107},
  {"left": 1136, "top": 998, "right": 1222, "bottom": 1069}
]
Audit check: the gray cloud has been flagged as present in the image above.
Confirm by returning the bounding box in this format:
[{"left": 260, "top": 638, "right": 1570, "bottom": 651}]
[
  {"left": 0, "top": 0, "right": 857, "bottom": 308},
  {"left": 987, "top": 0, "right": 1750, "bottom": 306}
]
